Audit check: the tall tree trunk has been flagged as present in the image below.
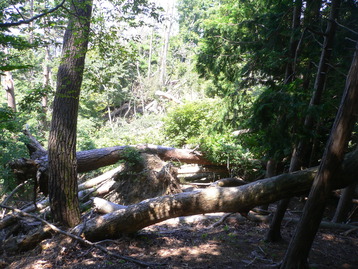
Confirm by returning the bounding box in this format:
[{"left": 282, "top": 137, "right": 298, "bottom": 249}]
[
  {"left": 147, "top": 27, "right": 154, "bottom": 79},
  {"left": 3, "top": 71, "right": 16, "bottom": 112},
  {"left": 265, "top": 0, "right": 303, "bottom": 241},
  {"left": 159, "top": 3, "right": 174, "bottom": 85},
  {"left": 281, "top": 40, "right": 358, "bottom": 269},
  {"left": 267, "top": 0, "right": 340, "bottom": 242},
  {"left": 48, "top": 0, "right": 93, "bottom": 227},
  {"left": 40, "top": 45, "right": 51, "bottom": 131},
  {"left": 284, "top": 0, "right": 302, "bottom": 84}
]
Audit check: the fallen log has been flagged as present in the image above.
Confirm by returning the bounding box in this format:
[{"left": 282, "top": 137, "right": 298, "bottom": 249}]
[
  {"left": 77, "top": 144, "right": 214, "bottom": 172},
  {"left": 9, "top": 144, "right": 215, "bottom": 182},
  {"left": 74, "top": 148, "right": 358, "bottom": 241},
  {"left": 91, "top": 197, "right": 127, "bottom": 214},
  {"left": 78, "top": 165, "right": 124, "bottom": 191}
]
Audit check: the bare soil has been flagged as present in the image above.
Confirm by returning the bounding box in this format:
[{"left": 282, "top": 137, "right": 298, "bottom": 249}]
[{"left": 2, "top": 201, "right": 357, "bottom": 269}]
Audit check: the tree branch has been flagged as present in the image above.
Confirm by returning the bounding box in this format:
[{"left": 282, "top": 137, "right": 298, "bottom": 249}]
[
  {"left": 0, "top": 203, "right": 158, "bottom": 268},
  {"left": 0, "top": 0, "right": 66, "bottom": 28}
]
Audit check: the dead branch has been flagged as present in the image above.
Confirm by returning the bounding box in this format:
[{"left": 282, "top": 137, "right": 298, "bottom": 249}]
[
  {"left": 0, "top": 204, "right": 159, "bottom": 268},
  {"left": 91, "top": 197, "right": 127, "bottom": 214},
  {"left": 78, "top": 165, "right": 123, "bottom": 191}
]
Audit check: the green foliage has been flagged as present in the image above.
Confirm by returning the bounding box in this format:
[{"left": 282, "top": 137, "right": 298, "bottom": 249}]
[
  {"left": 196, "top": 0, "right": 292, "bottom": 92},
  {"left": 84, "top": 114, "right": 167, "bottom": 149},
  {"left": 245, "top": 82, "right": 311, "bottom": 160},
  {"left": 199, "top": 131, "right": 262, "bottom": 181},
  {"left": 163, "top": 99, "right": 261, "bottom": 180},
  {"left": 2, "top": 0, "right": 356, "bottom": 190},
  {"left": 0, "top": 106, "right": 28, "bottom": 193},
  {"left": 164, "top": 99, "right": 222, "bottom": 147},
  {"left": 76, "top": 116, "right": 97, "bottom": 151},
  {"left": 120, "top": 146, "right": 143, "bottom": 166}
]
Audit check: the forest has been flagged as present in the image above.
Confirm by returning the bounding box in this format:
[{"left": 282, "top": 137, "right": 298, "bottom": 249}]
[{"left": 1, "top": 0, "right": 358, "bottom": 268}]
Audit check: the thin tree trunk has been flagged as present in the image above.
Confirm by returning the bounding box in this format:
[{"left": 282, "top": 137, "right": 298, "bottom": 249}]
[
  {"left": 281, "top": 40, "right": 358, "bottom": 269},
  {"left": 159, "top": 3, "right": 174, "bottom": 85},
  {"left": 266, "top": 0, "right": 303, "bottom": 241},
  {"left": 48, "top": 0, "right": 93, "bottom": 227},
  {"left": 147, "top": 27, "right": 154, "bottom": 79},
  {"left": 3, "top": 71, "right": 16, "bottom": 112},
  {"left": 267, "top": 0, "right": 339, "bottom": 242},
  {"left": 332, "top": 182, "right": 357, "bottom": 223},
  {"left": 40, "top": 46, "right": 51, "bottom": 131},
  {"left": 260, "top": 159, "right": 277, "bottom": 211},
  {"left": 284, "top": 0, "right": 302, "bottom": 83}
]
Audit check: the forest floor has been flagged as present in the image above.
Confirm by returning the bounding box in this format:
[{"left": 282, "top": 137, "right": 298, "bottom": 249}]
[{"left": 2, "top": 199, "right": 358, "bottom": 269}]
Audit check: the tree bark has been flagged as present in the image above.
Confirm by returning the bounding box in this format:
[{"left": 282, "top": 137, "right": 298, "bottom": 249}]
[
  {"left": 77, "top": 144, "right": 214, "bottom": 172},
  {"left": 3, "top": 71, "right": 16, "bottom": 112},
  {"left": 280, "top": 39, "right": 358, "bottom": 269},
  {"left": 78, "top": 165, "right": 124, "bottom": 191},
  {"left": 48, "top": 0, "right": 93, "bottom": 227},
  {"left": 267, "top": 0, "right": 339, "bottom": 242},
  {"left": 10, "top": 142, "right": 215, "bottom": 183},
  {"left": 332, "top": 182, "right": 357, "bottom": 223},
  {"left": 159, "top": 2, "right": 174, "bottom": 85},
  {"left": 73, "top": 147, "right": 358, "bottom": 241},
  {"left": 284, "top": 0, "right": 302, "bottom": 83},
  {"left": 39, "top": 45, "right": 51, "bottom": 132}
]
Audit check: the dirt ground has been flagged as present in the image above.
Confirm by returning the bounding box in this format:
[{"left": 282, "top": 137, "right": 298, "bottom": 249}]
[{"left": 2, "top": 200, "right": 357, "bottom": 269}]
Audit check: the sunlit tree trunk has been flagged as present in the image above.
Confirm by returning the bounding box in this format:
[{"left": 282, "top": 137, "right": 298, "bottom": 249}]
[
  {"left": 147, "top": 27, "right": 154, "bottom": 79},
  {"left": 159, "top": 2, "right": 174, "bottom": 85},
  {"left": 281, "top": 40, "right": 358, "bottom": 269},
  {"left": 40, "top": 46, "right": 51, "bottom": 131},
  {"left": 48, "top": 0, "right": 93, "bottom": 227},
  {"left": 3, "top": 71, "right": 16, "bottom": 112}
]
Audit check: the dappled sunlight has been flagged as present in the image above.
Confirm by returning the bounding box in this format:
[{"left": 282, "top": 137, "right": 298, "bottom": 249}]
[{"left": 156, "top": 242, "right": 222, "bottom": 260}]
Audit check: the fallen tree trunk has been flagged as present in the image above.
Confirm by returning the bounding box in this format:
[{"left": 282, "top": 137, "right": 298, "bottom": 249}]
[
  {"left": 74, "top": 148, "right": 358, "bottom": 241},
  {"left": 10, "top": 144, "right": 215, "bottom": 182},
  {"left": 91, "top": 197, "right": 127, "bottom": 214},
  {"left": 77, "top": 144, "right": 214, "bottom": 172},
  {"left": 78, "top": 165, "right": 124, "bottom": 191}
]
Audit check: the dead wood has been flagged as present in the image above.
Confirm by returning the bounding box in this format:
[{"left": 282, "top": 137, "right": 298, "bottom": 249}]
[
  {"left": 155, "top": 90, "right": 183, "bottom": 104},
  {"left": 78, "top": 179, "right": 116, "bottom": 201},
  {"left": 74, "top": 148, "right": 358, "bottom": 241},
  {"left": 78, "top": 165, "right": 124, "bottom": 191},
  {"left": 1, "top": 180, "right": 30, "bottom": 217},
  {"left": 0, "top": 204, "right": 158, "bottom": 267},
  {"left": 91, "top": 197, "right": 127, "bottom": 214},
  {"left": 178, "top": 164, "right": 229, "bottom": 182},
  {"left": 0, "top": 198, "right": 48, "bottom": 230},
  {"left": 2, "top": 225, "right": 52, "bottom": 254},
  {"left": 9, "top": 141, "right": 215, "bottom": 184},
  {"left": 210, "top": 177, "right": 248, "bottom": 187},
  {"left": 103, "top": 154, "right": 182, "bottom": 205}
]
